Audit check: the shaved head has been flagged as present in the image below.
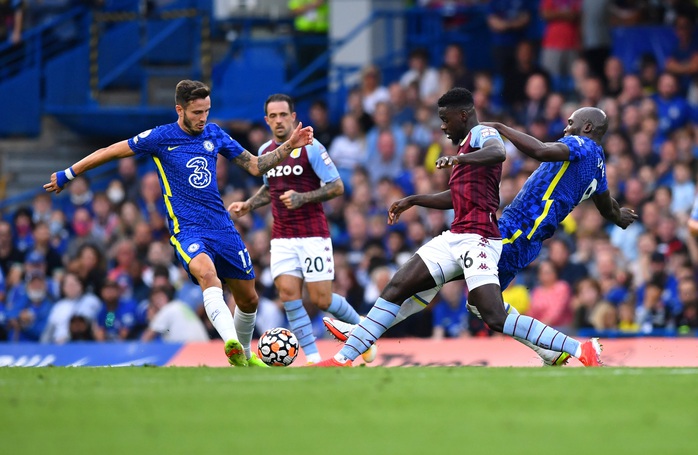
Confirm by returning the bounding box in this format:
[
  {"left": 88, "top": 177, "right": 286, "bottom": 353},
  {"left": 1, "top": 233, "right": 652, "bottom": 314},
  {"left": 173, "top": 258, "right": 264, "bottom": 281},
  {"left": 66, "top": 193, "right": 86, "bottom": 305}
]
[{"left": 575, "top": 107, "right": 609, "bottom": 138}]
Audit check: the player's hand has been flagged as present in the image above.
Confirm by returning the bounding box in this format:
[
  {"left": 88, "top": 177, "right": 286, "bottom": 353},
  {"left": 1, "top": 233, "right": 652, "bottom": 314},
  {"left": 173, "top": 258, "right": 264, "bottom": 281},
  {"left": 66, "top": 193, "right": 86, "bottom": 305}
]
[
  {"left": 288, "top": 122, "right": 314, "bottom": 149},
  {"left": 435, "top": 155, "right": 461, "bottom": 169},
  {"left": 43, "top": 172, "right": 63, "bottom": 194},
  {"left": 388, "top": 197, "right": 414, "bottom": 225},
  {"left": 228, "top": 201, "right": 251, "bottom": 218},
  {"left": 280, "top": 190, "right": 304, "bottom": 209},
  {"left": 617, "top": 207, "right": 639, "bottom": 229}
]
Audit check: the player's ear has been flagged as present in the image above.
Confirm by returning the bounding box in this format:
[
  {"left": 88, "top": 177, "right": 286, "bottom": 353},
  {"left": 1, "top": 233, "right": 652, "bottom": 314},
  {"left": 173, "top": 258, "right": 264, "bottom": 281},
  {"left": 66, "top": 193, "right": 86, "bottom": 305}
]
[{"left": 582, "top": 122, "right": 593, "bottom": 134}]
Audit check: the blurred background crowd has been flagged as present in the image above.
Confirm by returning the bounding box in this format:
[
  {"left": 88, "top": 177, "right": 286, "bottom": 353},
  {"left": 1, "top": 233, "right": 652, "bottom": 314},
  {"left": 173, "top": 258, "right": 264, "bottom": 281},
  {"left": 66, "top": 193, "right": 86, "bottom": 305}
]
[{"left": 2, "top": 0, "right": 698, "bottom": 344}]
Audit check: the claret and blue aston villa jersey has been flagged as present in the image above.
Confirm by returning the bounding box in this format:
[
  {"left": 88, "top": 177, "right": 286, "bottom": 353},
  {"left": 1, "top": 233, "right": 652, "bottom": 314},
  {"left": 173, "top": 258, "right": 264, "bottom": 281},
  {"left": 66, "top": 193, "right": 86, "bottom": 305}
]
[
  {"left": 260, "top": 138, "right": 339, "bottom": 239},
  {"left": 502, "top": 135, "right": 608, "bottom": 243},
  {"left": 128, "top": 122, "right": 244, "bottom": 234},
  {"left": 449, "top": 124, "right": 504, "bottom": 238}
]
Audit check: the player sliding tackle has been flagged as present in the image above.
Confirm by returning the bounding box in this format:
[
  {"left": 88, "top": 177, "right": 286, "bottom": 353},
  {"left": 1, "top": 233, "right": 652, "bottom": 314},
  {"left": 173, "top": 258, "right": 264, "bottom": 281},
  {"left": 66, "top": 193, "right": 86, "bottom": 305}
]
[{"left": 316, "top": 89, "right": 637, "bottom": 367}]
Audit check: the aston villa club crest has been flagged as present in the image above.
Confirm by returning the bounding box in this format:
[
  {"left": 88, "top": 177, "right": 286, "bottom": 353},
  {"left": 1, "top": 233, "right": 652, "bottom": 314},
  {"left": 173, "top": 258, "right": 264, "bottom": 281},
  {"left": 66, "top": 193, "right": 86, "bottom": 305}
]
[{"left": 290, "top": 148, "right": 301, "bottom": 159}]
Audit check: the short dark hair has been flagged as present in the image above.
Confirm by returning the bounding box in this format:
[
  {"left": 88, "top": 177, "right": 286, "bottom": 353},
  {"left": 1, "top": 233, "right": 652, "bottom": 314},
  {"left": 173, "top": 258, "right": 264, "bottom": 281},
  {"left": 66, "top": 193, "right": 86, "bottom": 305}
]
[
  {"left": 437, "top": 87, "right": 474, "bottom": 111},
  {"left": 175, "top": 80, "right": 210, "bottom": 107},
  {"left": 409, "top": 48, "right": 430, "bottom": 61},
  {"left": 264, "top": 93, "right": 295, "bottom": 115},
  {"left": 151, "top": 284, "right": 175, "bottom": 301},
  {"left": 310, "top": 99, "right": 328, "bottom": 111}
]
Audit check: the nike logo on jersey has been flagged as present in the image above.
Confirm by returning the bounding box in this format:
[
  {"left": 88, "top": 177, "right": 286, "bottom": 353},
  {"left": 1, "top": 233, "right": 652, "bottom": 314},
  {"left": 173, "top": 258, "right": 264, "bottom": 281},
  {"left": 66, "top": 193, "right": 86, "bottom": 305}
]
[
  {"left": 245, "top": 268, "right": 253, "bottom": 274},
  {"left": 167, "top": 146, "right": 180, "bottom": 151}
]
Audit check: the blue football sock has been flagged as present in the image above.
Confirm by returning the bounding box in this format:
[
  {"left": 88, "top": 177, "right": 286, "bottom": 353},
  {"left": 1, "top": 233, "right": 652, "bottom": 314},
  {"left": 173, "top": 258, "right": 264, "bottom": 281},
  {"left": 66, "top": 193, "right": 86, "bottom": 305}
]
[
  {"left": 328, "top": 293, "right": 361, "bottom": 324},
  {"left": 503, "top": 314, "right": 580, "bottom": 356},
  {"left": 283, "top": 299, "right": 318, "bottom": 357},
  {"left": 339, "top": 298, "right": 399, "bottom": 361}
]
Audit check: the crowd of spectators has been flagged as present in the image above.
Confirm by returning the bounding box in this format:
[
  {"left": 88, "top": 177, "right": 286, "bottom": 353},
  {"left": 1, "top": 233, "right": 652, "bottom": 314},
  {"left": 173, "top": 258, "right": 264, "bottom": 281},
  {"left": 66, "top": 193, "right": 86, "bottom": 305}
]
[{"left": 2, "top": 0, "right": 698, "bottom": 344}]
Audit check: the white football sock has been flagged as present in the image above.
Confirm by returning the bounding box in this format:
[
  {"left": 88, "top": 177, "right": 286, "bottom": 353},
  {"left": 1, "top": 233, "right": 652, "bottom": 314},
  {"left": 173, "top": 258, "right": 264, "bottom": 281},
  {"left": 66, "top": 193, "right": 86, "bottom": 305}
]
[
  {"left": 233, "top": 309, "right": 256, "bottom": 359},
  {"left": 203, "top": 287, "right": 237, "bottom": 342}
]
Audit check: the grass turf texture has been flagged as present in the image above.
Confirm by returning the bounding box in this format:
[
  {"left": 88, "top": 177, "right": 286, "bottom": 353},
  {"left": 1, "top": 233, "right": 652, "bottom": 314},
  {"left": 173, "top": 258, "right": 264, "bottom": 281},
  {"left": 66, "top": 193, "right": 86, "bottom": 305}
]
[{"left": 2, "top": 367, "right": 697, "bottom": 455}]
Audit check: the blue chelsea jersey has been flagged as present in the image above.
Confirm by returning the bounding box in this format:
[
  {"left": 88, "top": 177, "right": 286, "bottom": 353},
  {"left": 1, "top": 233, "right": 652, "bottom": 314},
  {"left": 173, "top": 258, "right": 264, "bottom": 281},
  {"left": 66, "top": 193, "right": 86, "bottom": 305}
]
[
  {"left": 502, "top": 135, "right": 609, "bottom": 242},
  {"left": 128, "top": 122, "right": 245, "bottom": 234}
]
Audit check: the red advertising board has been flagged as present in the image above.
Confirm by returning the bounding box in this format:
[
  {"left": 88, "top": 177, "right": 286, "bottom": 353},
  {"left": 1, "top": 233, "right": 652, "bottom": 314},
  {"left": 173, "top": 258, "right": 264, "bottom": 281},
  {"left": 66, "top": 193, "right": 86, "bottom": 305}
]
[{"left": 167, "top": 337, "right": 698, "bottom": 367}]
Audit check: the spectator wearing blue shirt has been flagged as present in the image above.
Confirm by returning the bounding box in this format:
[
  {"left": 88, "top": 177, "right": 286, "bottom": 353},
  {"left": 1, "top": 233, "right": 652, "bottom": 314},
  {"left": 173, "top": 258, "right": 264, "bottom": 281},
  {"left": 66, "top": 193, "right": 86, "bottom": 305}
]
[
  {"left": 8, "top": 271, "right": 54, "bottom": 342},
  {"left": 431, "top": 281, "right": 468, "bottom": 339},
  {"left": 5, "top": 250, "right": 60, "bottom": 327},
  {"left": 636, "top": 275, "right": 675, "bottom": 334},
  {"left": 93, "top": 279, "right": 137, "bottom": 341},
  {"left": 367, "top": 130, "right": 403, "bottom": 186},
  {"left": 635, "top": 253, "right": 681, "bottom": 318},
  {"left": 664, "top": 13, "right": 698, "bottom": 101},
  {"left": 12, "top": 207, "right": 34, "bottom": 254},
  {"left": 652, "top": 73, "right": 692, "bottom": 144},
  {"left": 365, "top": 102, "right": 408, "bottom": 164},
  {"left": 486, "top": 0, "right": 531, "bottom": 79}
]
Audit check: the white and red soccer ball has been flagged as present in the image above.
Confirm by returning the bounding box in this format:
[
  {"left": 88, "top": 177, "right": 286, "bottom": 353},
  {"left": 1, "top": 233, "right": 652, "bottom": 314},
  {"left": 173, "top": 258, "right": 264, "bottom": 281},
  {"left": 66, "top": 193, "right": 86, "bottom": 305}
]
[{"left": 257, "top": 328, "right": 299, "bottom": 366}]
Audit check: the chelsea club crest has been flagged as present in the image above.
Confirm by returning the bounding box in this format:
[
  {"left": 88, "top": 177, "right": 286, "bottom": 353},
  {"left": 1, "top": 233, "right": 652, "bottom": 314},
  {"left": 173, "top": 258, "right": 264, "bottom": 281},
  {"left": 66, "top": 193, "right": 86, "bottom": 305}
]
[{"left": 203, "top": 140, "right": 214, "bottom": 152}]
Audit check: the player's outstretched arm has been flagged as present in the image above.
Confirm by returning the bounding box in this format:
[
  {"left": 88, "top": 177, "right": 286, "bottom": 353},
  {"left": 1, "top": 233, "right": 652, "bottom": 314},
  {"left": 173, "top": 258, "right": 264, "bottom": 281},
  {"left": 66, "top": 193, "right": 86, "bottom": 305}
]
[
  {"left": 435, "top": 139, "right": 506, "bottom": 168},
  {"left": 228, "top": 185, "right": 271, "bottom": 217},
  {"left": 43, "top": 140, "right": 134, "bottom": 194},
  {"left": 591, "top": 190, "right": 638, "bottom": 229},
  {"left": 280, "top": 178, "right": 344, "bottom": 210},
  {"left": 233, "top": 122, "right": 314, "bottom": 176},
  {"left": 388, "top": 190, "right": 453, "bottom": 225},
  {"left": 482, "top": 122, "right": 570, "bottom": 162}
]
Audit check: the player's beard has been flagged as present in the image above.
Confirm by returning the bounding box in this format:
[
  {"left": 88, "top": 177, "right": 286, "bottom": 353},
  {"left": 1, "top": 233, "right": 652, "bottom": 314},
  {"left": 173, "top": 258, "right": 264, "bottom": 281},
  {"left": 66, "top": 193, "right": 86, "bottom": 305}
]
[{"left": 183, "top": 114, "right": 204, "bottom": 135}]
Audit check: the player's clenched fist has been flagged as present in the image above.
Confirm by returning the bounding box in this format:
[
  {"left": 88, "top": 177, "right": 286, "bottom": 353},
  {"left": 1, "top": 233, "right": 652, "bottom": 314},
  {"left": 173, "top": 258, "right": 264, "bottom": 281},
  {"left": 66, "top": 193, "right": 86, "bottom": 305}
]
[{"left": 280, "top": 190, "right": 304, "bottom": 210}]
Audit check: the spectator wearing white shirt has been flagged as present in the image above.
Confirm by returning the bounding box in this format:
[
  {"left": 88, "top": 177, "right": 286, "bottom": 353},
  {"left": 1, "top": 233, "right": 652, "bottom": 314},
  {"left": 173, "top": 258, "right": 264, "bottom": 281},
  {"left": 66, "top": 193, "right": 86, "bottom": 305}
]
[
  {"left": 399, "top": 48, "right": 441, "bottom": 104},
  {"left": 41, "top": 272, "right": 102, "bottom": 344},
  {"left": 141, "top": 285, "right": 209, "bottom": 343},
  {"left": 328, "top": 113, "right": 368, "bottom": 191},
  {"left": 360, "top": 65, "right": 390, "bottom": 115}
]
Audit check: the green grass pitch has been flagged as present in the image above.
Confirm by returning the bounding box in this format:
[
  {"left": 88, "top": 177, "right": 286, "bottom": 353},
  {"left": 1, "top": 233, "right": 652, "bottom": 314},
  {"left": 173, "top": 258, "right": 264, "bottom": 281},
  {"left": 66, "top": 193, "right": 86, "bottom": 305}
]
[{"left": 2, "top": 367, "right": 697, "bottom": 455}]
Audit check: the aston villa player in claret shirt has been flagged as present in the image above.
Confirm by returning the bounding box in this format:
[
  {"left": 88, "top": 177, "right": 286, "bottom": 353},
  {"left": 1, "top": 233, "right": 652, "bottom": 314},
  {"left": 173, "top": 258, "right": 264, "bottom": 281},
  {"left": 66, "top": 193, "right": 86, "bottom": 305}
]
[{"left": 228, "top": 94, "right": 368, "bottom": 365}]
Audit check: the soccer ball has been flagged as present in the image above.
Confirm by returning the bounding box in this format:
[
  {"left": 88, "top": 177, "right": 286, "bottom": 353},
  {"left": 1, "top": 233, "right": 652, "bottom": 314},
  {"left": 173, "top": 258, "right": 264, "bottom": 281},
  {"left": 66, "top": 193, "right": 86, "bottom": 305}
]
[{"left": 257, "top": 327, "right": 299, "bottom": 366}]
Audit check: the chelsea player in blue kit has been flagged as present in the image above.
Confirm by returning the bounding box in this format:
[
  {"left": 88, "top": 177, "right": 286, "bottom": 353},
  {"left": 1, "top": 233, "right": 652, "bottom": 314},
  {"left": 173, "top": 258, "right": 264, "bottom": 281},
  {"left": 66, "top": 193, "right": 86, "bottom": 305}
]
[
  {"left": 324, "top": 107, "right": 638, "bottom": 366},
  {"left": 44, "top": 80, "right": 314, "bottom": 367}
]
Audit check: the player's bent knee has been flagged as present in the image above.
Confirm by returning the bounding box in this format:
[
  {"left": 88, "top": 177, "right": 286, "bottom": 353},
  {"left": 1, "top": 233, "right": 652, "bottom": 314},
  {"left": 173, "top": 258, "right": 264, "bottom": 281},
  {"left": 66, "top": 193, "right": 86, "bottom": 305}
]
[
  {"left": 198, "top": 270, "right": 221, "bottom": 289},
  {"left": 236, "top": 293, "right": 259, "bottom": 313},
  {"left": 467, "top": 281, "right": 506, "bottom": 332}
]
